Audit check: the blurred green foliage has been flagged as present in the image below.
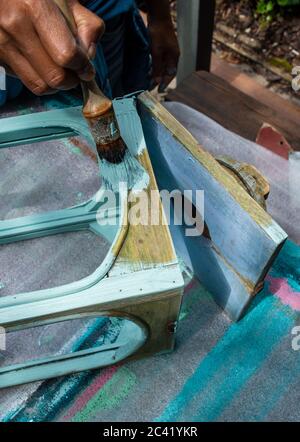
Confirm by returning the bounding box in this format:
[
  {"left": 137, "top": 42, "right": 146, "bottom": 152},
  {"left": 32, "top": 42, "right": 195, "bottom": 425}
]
[
  {"left": 256, "top": 0, "right": 300, "bottom": 15},
  {"left": 255, "top": 0, "right": 300, "bottom": 25},
  {"left": 277, "top": 0, "right": 300, "bottom": 5}
]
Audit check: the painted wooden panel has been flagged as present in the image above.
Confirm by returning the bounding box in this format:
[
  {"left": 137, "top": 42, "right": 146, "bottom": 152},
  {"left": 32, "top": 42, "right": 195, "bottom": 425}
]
[{"left": 138, "top": 91, "right": 287, "bottom": 320}]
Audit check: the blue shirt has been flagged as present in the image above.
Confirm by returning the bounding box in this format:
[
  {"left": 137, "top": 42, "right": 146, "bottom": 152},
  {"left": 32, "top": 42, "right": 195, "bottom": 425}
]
[{"left": 85, "top": 0, "right": 136, "bottom": 21}]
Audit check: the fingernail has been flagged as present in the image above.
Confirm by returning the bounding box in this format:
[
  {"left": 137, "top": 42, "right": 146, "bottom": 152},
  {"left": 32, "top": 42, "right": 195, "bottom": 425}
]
[{"left": 88, "top": 43, "right": 97, "bottom": 60}]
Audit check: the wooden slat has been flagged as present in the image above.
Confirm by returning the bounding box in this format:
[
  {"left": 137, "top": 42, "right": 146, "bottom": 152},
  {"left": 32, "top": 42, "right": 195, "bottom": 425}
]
[
  {"left": 211, "top": 55, "right": 300, "bottom": 126},
  {"left": 168, "top": 71, "right": 300, "bottom": 151},
  {"left": 139, "top": 91, "right": 287, "bottom": 320}
]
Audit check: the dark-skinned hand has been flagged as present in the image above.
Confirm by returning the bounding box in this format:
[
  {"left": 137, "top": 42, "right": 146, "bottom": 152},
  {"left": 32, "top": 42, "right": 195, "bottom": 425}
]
[{"left": 0, "top": 0, "right": 104, "bottom": 95}]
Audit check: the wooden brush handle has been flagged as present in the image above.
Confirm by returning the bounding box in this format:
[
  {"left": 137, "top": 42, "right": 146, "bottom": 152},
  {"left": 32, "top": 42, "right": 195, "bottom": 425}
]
[{"left": 54, "top": 0, "right": 112, "bottom": 118}]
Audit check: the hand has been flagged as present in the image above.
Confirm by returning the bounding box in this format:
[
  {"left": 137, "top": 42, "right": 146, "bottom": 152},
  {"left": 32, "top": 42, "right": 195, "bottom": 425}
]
[
  {"left": 0, "top": 0, "right": 105, "bottom": 95},
  {"left": 148, "top": 17, "right": 180, "bottom": 92}
]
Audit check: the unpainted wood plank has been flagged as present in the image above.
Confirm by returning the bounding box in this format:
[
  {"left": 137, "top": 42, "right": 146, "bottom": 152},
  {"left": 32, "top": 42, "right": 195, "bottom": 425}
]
[
  {"left": 211, "top": 54, "right": 300, "bottom": 127},
  {"left": 167, "top": 71, "right": 300, "bottom": 151}
]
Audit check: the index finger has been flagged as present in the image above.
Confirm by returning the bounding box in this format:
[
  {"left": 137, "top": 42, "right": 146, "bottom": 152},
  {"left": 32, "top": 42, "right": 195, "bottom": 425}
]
[{"left": 27, "top": 0, "right": 94, "bottom": 79}]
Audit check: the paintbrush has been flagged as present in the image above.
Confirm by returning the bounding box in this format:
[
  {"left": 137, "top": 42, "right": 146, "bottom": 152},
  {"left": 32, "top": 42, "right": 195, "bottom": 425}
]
[{"left": 54, "top": 0, "right": 126, "bottom": 164}]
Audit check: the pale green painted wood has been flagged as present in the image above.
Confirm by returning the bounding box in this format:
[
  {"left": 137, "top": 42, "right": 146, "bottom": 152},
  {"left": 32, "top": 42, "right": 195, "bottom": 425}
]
[
  {"left": 0, "top": 107, "right": 126, "bottom": 305},
  {"left": 0, "top": 107, "right": 91, "bottom": 148},
  {"left": 0, "top": 316, "right": 147, "bottom": 389},
  {"left": 0, "top": 96, "right": 184, "bottom": 388}
]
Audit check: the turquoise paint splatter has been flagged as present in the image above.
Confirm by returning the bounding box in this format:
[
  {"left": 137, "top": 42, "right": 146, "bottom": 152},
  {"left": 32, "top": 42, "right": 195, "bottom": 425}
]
[
  {"left": 157, "top": 286, "right": 295, "bottom": 422},
  {"left": 61, "top": 139, "right": 84, "bottom": 156},
  {"left": 234, "top": 339, "right": 300, "bottom": 422},
  {"left": 192, "top": 298, "right": 294, "bottom": 421},
  {"left": 270, "top": 240, "right": 300, "bottom": 292}
]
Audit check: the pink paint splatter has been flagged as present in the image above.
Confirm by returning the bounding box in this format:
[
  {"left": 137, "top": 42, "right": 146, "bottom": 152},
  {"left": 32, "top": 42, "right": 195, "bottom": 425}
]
[
  {"left": 267, "top": 275, "right": 300, "bottom": 311},
  {"left": 62, "top": 365, "right": 118, "bottom": 421}
]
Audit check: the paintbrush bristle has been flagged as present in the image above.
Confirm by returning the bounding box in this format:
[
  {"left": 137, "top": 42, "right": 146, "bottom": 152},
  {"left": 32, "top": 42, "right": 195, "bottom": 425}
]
[
  {"left": 96, "top": 137, "right": 127, "bottom": 164},
  {"left": 86, "top": 111, "right": 126, "bottom": 164}
]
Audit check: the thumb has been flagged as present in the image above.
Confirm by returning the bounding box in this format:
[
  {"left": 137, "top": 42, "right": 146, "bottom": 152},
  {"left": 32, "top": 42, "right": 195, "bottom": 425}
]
[{"left": 69, "top": 0, "right": 105, "bottom": 59}]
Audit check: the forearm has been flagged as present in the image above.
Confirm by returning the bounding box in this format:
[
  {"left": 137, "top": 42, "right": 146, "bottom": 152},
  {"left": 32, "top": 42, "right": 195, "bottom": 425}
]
[
  {"left": 144, "top": 0, "right": 173, "bottom": 22},
  {"left": 142, "top": 0, "right": 179, "bottom": 90}
]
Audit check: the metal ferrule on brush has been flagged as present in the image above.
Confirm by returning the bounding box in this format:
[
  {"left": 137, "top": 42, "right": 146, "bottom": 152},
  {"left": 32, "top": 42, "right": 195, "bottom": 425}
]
[{"left": 88, "top": 112, "right": 121, "bottom": 146}]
